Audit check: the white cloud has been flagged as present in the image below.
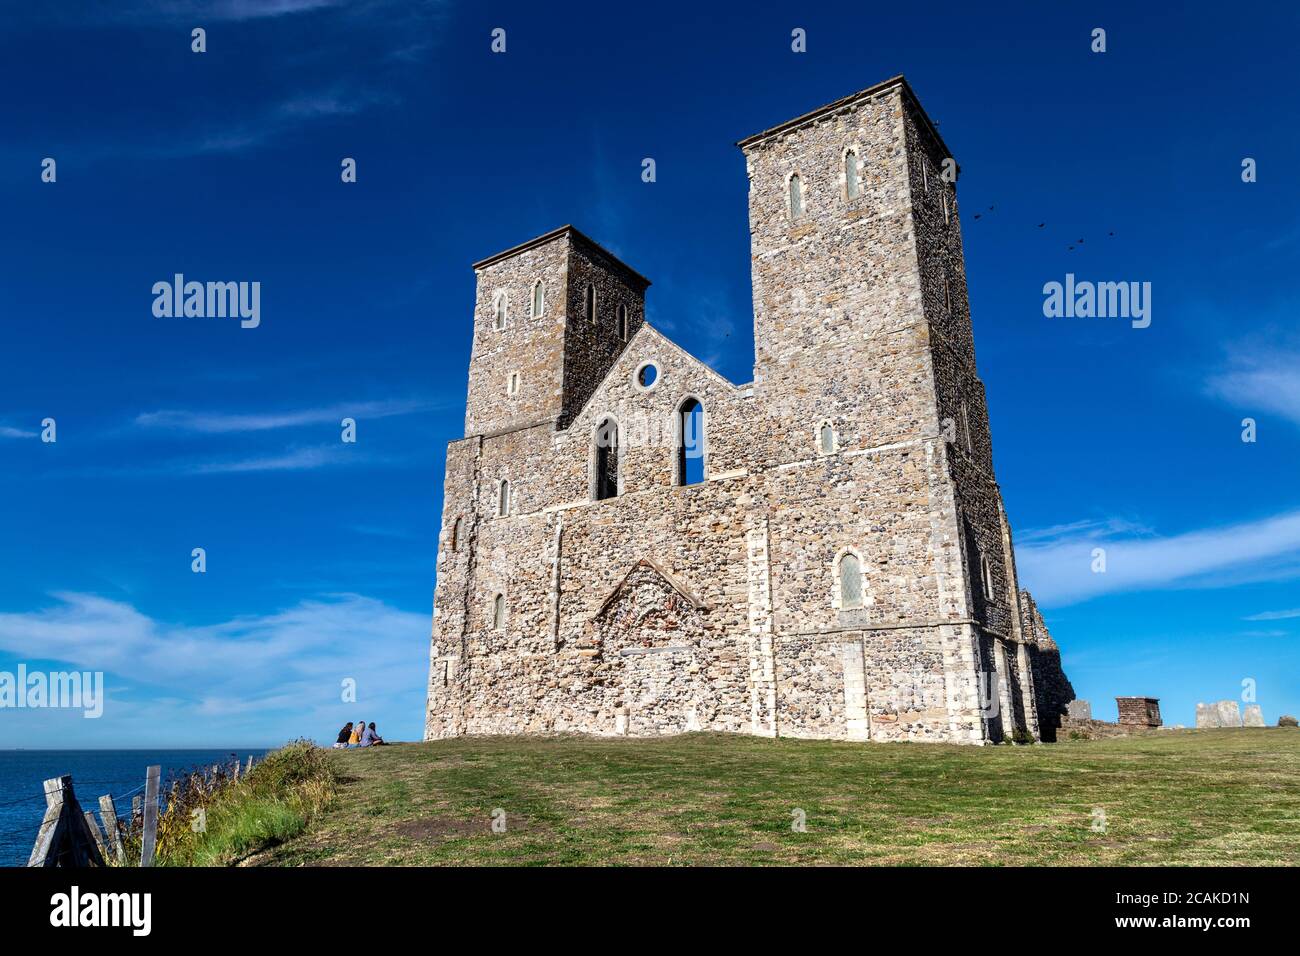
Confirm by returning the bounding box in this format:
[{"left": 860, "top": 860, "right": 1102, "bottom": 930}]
[
  {"left": 1016, "top": 509, "right": 1300, "bottom": 606},
  {"left": 1244, "top": 608, "right": 1300, "bottom": 621},
  {"left": 0, "top": 592, "right": 429, "bottom": 746},
  {"left": 185, "top": 444, "right": 356, "bottom": 474},
  {"left": 1207, "top": 347, "right": 1300, "bottom": 427},
  {"left": 134, "top": 398, "right": 433, "bottom": 433},
  {"left": 0, "top": 425, "right": 37, "bottom": 439}
]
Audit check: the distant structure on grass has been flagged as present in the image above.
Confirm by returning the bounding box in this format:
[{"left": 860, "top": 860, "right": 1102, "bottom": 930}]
[
  {"left": 1197, "top": 700, "right": 1243, "bottom": 728},
  {"left": 426, "top": 75, "right": 1075, "bottom": 745},
  {"left": 1115, "top": 696, "right": 1162, "bottom": 729}
]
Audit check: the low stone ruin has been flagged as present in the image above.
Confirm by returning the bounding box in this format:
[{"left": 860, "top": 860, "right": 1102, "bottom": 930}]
[
  {"left": 1196, "top": 700, "right": 1242, "bottom": 728},
  {"left": 1116, "top": 696, "right": 1162, "bottom": 728}
]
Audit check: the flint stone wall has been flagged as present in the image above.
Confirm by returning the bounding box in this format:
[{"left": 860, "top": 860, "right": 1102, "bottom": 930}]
[{"left": 427, "top": 77, "right": 1073, "bottom": 746}]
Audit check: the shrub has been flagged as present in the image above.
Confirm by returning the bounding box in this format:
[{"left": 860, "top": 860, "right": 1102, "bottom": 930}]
[{"left": 118, "top": 740, "right": 336, "bottom": 867}]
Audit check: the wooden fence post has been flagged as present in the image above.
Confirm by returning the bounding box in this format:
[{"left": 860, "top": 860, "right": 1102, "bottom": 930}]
[
  {"left": 28, "top": 776, "right": 106, "bottom": 868},
  {"left": 246, "top": 755, "right": 254, "bottom": 774},
  {"left": 83, "top": 811, "right": 108, "bottom": 859},
  {"left": 98, "top": 794, "right": 126, "bottom": 865},
  {"left": 140, "top": 765, "right": 161, "bottom": 867}
]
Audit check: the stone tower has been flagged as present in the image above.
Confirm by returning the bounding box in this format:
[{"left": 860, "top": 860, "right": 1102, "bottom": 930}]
[
  {"left": 733, "top": 76, "right": 1040, "bottom": 742},
  {"left": 426, "top": 75, "right": 1062, "bottom": 745},
  {"left": 464, "top": 225, "right": 650, "bottom": 438}
]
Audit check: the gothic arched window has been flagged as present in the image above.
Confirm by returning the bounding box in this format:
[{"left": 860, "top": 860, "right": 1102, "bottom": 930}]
[
  {"left": 497, "top": 479, "right": 510, "bottom": 517},
  {"left": 676, "top": 398, "right": 705, "bottom": 486},
  {"left": 818, "top": 421, "right": 836, "bottom": 455},
  {"left": 493, "top": 292, "right": 507, "bottom": 330},
  {"left": 617, "top": 304, "right": 628, "bottom": 340},
  {"left": 585, "top": 283, "right": 596, "bottom": 324},
  {"left": 788, "top": 173, "right": 803, "bottom": 219},
  {"left": 838, "top": 552, "right": 864, "bottom": 610},
  {"left": 845, "top": 150, "right": 861, "bottom": 200},
  {"left": 593, "top": 416, "right": 620, "bottom": 501},
  {"left": 531, "top": 280, "right": 545, "bottom": 318},
  {"left": 492, "top": 593, "right": 506, "bottom": 629}
]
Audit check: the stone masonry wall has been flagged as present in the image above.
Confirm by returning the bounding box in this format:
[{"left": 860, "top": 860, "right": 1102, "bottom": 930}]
[{"left": 427, "top": 76, "right": 1073, "bottom": 745}]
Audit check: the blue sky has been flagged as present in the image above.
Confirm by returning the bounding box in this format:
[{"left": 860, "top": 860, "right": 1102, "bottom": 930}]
[{"left": 1, "top": 0, "right": 1297, "bottom": 746}]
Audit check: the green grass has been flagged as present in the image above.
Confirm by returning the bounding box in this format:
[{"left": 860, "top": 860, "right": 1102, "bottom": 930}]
[
  {"left": 258, "top": 729, "right": 1300, "bottom": 866},
  {"left": 158, "top": 741, "right": 336, "bottom": 867}
]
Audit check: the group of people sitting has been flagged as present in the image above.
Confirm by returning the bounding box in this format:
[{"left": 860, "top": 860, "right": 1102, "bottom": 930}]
[{"left": 334, "top": 720, "right": 386, "bottom": 748}]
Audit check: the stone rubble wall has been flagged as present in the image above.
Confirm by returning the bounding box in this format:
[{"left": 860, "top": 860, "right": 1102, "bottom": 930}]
[{"left": 427, "top": 78, "right": 1074, "bottom": 745}]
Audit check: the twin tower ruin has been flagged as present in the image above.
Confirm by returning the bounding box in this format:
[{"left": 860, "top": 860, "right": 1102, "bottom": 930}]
[{"left": 425, "top": 75, "right": 1073, "bottom": 745}]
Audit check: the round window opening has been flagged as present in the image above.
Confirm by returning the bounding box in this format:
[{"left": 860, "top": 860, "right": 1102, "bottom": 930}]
[{"left": 637, "top": 363, "right": 659, "bottom": 389}]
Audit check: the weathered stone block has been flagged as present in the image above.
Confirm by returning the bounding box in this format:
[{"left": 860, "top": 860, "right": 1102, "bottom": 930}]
[{"left": 1196, "top": 700, "right": 1243, "bottom": 728}]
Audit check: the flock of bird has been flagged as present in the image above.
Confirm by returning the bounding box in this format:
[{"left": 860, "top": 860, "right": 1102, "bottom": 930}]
[{"left": 969, "top": 203, "right": 1115, "bottom": 250}]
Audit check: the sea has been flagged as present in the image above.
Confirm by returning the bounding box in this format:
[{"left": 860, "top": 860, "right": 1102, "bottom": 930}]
[{"left": 0, "top": 748, "right": 269, "bottom": 867}]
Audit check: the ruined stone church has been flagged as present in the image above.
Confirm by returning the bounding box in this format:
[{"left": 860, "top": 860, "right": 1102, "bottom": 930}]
[{"left": 426, "top": 75, "right": 1073, "bottom": 745}]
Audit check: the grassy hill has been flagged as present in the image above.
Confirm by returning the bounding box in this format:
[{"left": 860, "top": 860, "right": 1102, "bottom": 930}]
[{"left": 257, "top": 728, "right": 1300, "bottom": 866}]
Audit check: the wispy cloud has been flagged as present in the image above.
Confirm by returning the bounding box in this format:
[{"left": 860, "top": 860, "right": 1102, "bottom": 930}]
[
  {"left": 1016, "top": 509, "right": 1300, "bottom": 606},
  {"left": 1244, "top": 608, "right": 1300, "bottom": 621},
  {"left": 135, "top": 398, "right": 434, "bottom": 434},
  {"left": 1014, "top": 517, "right": 1152, "bottom": 545},
  {"left": 0, "top": 591, "right": 428, "bottom": 745},
  {"left": 4, "top": 2, "right": 449, "bottom": 163},
  {"left": 0, "top": 425, "right": 37, "bottom": 439},
  {"left": 1207, "top": 345, "right": 1300, "bottom": 427},
  {"left": 82, "top": 0, "right": 362, "bottom": 25},
  {"left": 184, "top": 444, "right": 359, "bottom": 474}
]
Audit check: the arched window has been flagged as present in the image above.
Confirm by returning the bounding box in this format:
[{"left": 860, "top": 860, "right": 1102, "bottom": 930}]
[
  {"left": 845, "top": 149, "right": 861, "bottom": 200},
  {"left": 593, "top": 416, "right": 620, "bottom": 501},
  {"left": 507, "top": 372, "right": 520, "bottom": 397},
  {"left": 497, "top": 479, "right": 510, "bottom": 517},
  {"left": 676, "top": 398, "right": 705, "bottom": 486},
  {"left": 450, "top": 516, "right": 462, "bottom": 552},
  {"left": 818, "top": 421, "right": 836, "bottom": 455},
  {"left": 943, "top": 275, "right": 951, "bottom": 314},
  {"left": 585, "top": 283, "right": 596, "bottom": 324},
  {"left": 493, "top": 292, "right": 507, "bottom": 330},
  {"left": 981, "top": 554, "right": 995, "bottom": 601},
  {"left": 531, "top": 280, "right": 545, "bottom": 318},
  {"left": 788, "top": 173, "right": 803, "bottom": 219},
  {"left": 942, "top": 192, "right": 950, "bottom": 225},
  {"left": 617, "top": 304, "right": 628, "bottom": 340},
  {"left": 838, "top": 552, "right": 864, "bottom": 610},
  {"left": 958, "top": 402, "right": 972, "bottom": 452},
  {"left": 492, "top": 593, "right": 506, "bottom": 629},
  {"left": 921, "top": 160, "right": 929, "bottom": 195}
]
